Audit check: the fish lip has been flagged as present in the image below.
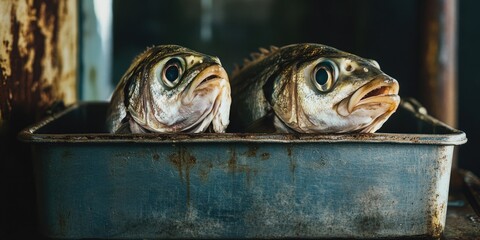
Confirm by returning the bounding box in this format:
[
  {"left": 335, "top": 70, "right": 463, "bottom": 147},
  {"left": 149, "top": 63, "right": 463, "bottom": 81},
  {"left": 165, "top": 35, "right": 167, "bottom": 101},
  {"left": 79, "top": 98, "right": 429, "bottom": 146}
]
[
  {"left": 182, "top": 64, "right": 228, "bottom": 103},
  {"left": 192, "top": 64, "right": 229, "bottom": 89},
  {"left": 337, "top": 75, "right": 400, "bottom": 116}
]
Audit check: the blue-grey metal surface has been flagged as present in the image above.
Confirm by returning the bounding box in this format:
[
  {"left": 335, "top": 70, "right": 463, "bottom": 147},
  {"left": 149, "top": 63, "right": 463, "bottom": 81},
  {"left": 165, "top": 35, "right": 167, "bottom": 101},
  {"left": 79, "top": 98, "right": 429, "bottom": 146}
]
[{"left": 19, "top": 100, "right": 467, "bottom": 239}]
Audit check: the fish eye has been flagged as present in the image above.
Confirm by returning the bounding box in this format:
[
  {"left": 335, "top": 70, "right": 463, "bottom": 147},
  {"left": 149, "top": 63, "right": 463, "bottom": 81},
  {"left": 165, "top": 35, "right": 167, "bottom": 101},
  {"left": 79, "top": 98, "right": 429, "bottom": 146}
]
[
  {"left": 161, "top": 58, "right": 184, "bottom": 88},
  {"left": 312, "top": 60, "right": 338, "bottom": 92},
  {"left": 315, "top": 68, "right": 329, "bottom": 85}
]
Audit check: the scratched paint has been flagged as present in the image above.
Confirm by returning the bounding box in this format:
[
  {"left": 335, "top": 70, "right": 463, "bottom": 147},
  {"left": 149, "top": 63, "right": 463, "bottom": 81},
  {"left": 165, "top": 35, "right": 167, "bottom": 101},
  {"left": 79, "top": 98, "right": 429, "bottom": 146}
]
[{"left": 0, "top": 0, "right": 77, "bottom": 126}]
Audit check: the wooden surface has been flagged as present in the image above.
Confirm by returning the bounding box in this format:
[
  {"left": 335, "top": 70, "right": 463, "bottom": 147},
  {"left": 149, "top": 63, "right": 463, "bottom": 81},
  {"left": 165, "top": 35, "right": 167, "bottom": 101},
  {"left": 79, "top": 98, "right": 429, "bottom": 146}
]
[{"left": 443, "top": 170, "right": 480, "bottom": 239}]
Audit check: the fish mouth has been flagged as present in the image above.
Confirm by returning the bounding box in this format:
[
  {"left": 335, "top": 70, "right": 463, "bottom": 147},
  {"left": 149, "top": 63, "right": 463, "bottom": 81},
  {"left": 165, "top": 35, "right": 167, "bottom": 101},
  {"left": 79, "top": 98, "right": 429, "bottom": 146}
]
[
  {"left": 336, "top": 76, "right": 400, "bottom": 127},
  {"left": 182, "top": 64, "right": 229, "bottom": 103},
  {"left": 190, "top": 64, "right": 229, "bottom": 91}
]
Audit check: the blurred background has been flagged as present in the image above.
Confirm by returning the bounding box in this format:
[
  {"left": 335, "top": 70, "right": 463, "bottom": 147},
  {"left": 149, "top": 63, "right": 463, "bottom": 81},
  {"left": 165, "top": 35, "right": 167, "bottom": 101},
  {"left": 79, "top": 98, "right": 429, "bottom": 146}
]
[
  {"left": 111, "top": 0, "right": 478, "bottom": 176},
  {"left": 1, "top": 0, "right": 479, "bottom": 237}
]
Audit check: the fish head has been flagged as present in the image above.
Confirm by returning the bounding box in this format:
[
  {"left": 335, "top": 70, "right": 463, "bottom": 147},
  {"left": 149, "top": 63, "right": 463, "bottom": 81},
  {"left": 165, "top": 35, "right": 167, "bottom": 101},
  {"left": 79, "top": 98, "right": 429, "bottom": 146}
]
[
  {"left": 125, "top": 45, "right": 231, "bottom": 133},
  {"left": 270, "top": 44, "right": 399, "bottom": 133}
]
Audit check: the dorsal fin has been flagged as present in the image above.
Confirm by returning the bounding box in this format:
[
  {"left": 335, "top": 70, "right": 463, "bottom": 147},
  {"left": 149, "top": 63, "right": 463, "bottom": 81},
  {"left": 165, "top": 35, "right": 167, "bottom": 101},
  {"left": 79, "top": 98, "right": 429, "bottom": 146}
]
[
  {"left": 131, "top": 45, "right": 156, "bottom": 65},
  {"left": 231, "top": 45, "right": 279, "bottom": 77}
]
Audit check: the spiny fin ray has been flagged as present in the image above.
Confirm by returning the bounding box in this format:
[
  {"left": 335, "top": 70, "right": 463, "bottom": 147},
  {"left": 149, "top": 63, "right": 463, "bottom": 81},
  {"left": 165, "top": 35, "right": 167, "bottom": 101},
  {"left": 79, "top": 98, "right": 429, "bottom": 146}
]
[{"left": 232, "top": 45, "right": 279, "bottom": 77}]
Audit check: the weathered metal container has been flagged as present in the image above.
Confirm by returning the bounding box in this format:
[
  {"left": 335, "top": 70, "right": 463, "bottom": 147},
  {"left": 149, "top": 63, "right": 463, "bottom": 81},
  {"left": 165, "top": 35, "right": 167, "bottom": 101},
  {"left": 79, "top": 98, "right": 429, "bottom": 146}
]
[{"left": 18, "top": 100, "right": 466, "bottom": 239}]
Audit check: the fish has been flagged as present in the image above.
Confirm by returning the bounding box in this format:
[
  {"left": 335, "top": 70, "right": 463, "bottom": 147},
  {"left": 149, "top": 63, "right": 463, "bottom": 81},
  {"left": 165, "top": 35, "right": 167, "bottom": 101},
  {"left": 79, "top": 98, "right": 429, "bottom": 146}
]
[
  {"left": 106, "top": 45, "right": 231, "bottom": 133},
  {"left": 229, "top": 43, "right": 400, "bottom": 133}
]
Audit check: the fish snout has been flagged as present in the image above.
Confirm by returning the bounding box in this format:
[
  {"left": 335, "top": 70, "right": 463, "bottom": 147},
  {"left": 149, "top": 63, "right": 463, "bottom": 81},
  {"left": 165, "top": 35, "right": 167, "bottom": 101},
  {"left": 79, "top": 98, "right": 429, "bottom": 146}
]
[
  {"left": 190, "top": 64, "right": 229, "bottom": 91},
  {"left": 198, "top": 65, "right": 229, "bottom": 88},
  {"left": 337, "top": 76, "right": 400, "bottom": 116},
  {"left": 182, "top": 64, "right": 230, "bottom": 103}
]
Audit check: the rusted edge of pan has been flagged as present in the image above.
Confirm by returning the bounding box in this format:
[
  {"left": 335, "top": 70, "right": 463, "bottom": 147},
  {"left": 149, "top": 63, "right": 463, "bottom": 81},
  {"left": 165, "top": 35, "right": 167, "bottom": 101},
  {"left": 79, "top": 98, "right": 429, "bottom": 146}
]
[{"left": 17, "top": 101, "right": 467, "bottom": 145}]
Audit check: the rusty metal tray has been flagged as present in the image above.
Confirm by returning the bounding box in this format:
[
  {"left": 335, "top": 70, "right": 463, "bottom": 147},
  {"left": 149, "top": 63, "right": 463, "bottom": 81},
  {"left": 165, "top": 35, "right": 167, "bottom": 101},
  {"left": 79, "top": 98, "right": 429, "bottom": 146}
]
[{"left": 18, "top": 99, "right": 467, "bottom": 239}]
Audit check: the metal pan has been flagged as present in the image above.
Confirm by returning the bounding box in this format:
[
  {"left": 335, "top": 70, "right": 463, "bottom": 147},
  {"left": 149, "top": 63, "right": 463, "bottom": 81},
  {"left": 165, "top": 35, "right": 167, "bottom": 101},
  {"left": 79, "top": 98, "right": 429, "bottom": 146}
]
[{"left": 18, "top": 99, "right": 466, "bottom": 239}]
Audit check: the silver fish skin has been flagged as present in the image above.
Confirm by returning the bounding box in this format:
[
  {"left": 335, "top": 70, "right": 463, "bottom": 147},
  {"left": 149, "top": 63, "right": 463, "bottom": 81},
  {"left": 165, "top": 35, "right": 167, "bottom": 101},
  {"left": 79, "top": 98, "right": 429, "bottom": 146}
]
[
  {"left": 230, "top": 43, "right": 400, "bottom": 133},
  {"left": 107, "top": 45, "right": 231, "bottom": 133}
]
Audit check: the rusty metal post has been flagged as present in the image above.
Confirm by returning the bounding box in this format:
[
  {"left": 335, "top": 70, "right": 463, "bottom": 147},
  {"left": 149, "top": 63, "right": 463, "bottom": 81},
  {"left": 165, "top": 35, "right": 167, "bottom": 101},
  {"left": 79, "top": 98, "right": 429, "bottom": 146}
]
[
  {"left": 0, "top": 0, "right": 77, "bottom": 237},
  {"left": 0, "top": 0, "right": 77, "bottom": 123},
  {"left": 419, "top": 0, "right": 458, "bottom": 127}
]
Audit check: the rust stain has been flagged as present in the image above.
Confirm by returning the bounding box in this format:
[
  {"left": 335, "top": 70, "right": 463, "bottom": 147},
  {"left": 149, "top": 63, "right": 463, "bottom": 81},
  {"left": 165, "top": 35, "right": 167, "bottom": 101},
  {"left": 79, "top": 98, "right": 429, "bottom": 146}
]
[
  {"left": 428, "top": 204, "right": 444, "bottom": 238},
  {"left": 351, "top": 133, "right": 374, "bottom": 141},
  {"left": 426, "top": 151, "right": 446, "bottom": 238},
  {"left": 228, "top": 147, "right": 258, "bottom": 186},
  {"left": 0, "top": 0, "right": 77, "bottom": 129},
  {"left": 287, "top": 146, "right": 292, "bottom": 157},
  {"left": 198, "top": 160, "right": 213, "bottom": 182},
  {"left": 246, "top": 144, "right": 258, "bottom": 157},
  {"left": 168, "top": 147, "right": 196, "bottom": 208},
  {"left": 426, "top": 193, "right": 446, "bottom": 238},
  {"left": 228, "top": 147, "right": 237, "bottom": 172},
  {"left": 168, "top": 147, "right": 197, "bottom": 180},
  {"left": 287, "top": 146, "right": 296, "bottom": 175}
]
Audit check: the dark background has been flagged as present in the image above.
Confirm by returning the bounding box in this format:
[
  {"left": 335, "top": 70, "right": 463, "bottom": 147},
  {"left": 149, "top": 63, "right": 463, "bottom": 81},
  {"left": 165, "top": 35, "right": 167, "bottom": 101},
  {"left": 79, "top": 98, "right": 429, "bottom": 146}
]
[{"left": 113, "top": 0, "right": 478, "bottom": 175}]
